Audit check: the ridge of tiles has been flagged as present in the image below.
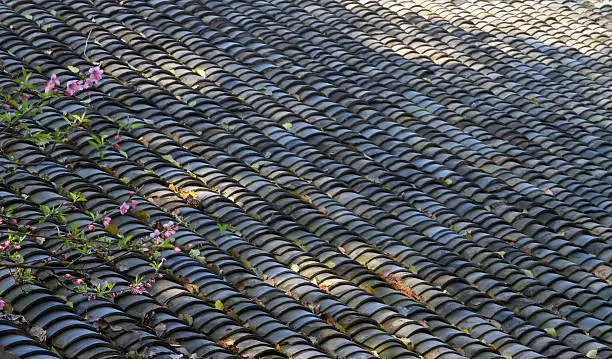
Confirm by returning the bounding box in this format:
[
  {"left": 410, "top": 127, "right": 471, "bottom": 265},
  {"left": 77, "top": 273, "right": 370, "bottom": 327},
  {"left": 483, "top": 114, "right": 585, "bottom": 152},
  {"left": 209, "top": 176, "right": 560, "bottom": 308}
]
[{"left": 0, "top": 0, "right": 610, "bottom": 358}]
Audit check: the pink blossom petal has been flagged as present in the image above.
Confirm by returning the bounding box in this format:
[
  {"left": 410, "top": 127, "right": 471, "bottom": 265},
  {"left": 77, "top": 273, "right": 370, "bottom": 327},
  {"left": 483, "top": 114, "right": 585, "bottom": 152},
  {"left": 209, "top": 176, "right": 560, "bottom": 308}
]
[
  {"left": 65, "top": 80, "right": 83, "bottom": 96},
  {"left": 174, "top": 247, "right": 182, "bottom": 252},
  {"left": 131, "top": 199, "right": 138, "bottom": 208},
  {"left": 88, "top": 65, "right": 104, "bottom": 84},
  {"left": 0, "top": 300, "right": 5, "bottom": 311},
  {"left": 119, "top": 202, "right": 130, "bottom": 215},
  {"left": 82, "top": 79, "right": 93, "bottom": 89},
  {"left": 103, "top": 217, "right": 112, "bottom": 227},
  {"left": 44, "top": 74, "right": 60, "bottom": 94}
]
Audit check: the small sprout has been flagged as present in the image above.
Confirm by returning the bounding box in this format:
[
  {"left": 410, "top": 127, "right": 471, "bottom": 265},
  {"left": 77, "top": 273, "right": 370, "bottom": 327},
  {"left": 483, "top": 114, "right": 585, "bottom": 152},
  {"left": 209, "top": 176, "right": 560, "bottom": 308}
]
[
  {"left": 544, "top": 327, "right": 557, "bottom": 337},
  {"left": 587, "top": 349, "right": 598, "bottom": 358}
]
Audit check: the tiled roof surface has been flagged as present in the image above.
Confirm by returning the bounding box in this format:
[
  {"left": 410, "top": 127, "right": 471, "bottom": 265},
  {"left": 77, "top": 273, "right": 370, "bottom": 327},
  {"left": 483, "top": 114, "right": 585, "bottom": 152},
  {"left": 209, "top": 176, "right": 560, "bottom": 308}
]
[{"left": 0, "top": 0, "right": 611, "bottom": 358}]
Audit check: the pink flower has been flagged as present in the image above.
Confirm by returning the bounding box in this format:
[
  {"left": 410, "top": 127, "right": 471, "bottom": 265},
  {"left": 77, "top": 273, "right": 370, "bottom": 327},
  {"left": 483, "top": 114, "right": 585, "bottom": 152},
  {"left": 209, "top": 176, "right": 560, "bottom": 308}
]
[
  {"left": 13, "top": 245, "right": 21, "bottom": 250},
  {"left": 113, "top": 143, "right": 121, "bottom": 151},
  {"left": 73, "top": 279, "right": 84, "bottom": 286},
  {"left": 88, "top": 224, "right": 95, "bottom": 231},
  {"left": 0, "top": 299, "right": 5, "bottom": 311},
  {"left": 20, "top": 93, "right": 30, "bottom": 101},
  {"left": 65, "top": 80, "right": 83, "bottom": 96},
  {"left": 82, "top": 79, "right": 93, "bottom": 89},
  {"left": 44, "top": 74, "right": 60, "bottom": 94},
  {"left": 129, "top": 191, "right": 135, "bottom": 197},
  {"left": 174, "top": 247, "right": 182, "bottom": 252},
  {"left": 64, "top": 274, "right": 72, "bottom": 278},
  {"left": 131, "top": 199, "right": 137, "bottom": 208},
  {"left": 119, "top": 202, "right": 130, "bottom": 215},
  {"left": 115, "top": 135, "right": 121, "bottom": 141},
  {"left": 150, "top": 230, "right": 161, "bottom": 238},
  {"left": 163, "top": 221, "right": 175, "bottom": 228},
  {"left": 51, "top": 250, "right": 57, "bottom": 255},
  {"left": 88, "top": 66, "right": 103, "bottom": 84},
  {"left": 103, "top": 217, "right": 112, "bottom": 227},
  {"left": 2, "top": 104, "right": 9, "bottom": 111},
  {"left": 164, "top": 231, "right": 172, "bottom": 239}
]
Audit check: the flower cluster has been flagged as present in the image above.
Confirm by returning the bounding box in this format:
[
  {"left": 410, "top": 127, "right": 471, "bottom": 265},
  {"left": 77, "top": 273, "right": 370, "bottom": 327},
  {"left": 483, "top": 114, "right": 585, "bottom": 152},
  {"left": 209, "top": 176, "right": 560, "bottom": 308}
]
[
  {"left": 64, "top": 66, "right": 103, "bottom": 96},
  {"left": 150, "top": 221, "right": 178, "bottom": 245},
  {"left": 0, "top": 240, "right": 20, "bottom": 252}
]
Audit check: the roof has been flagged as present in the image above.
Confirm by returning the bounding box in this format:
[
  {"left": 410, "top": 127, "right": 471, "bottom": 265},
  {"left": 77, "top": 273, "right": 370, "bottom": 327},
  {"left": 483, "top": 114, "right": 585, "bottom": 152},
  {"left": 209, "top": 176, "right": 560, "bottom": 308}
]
[{"left": 0, "top": 0, "right": 611, "bottom": 358}]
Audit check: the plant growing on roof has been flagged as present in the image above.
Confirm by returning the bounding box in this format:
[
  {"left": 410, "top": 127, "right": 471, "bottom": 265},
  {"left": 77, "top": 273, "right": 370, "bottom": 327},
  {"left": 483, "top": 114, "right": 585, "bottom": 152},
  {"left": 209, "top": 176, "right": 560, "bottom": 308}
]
[{"left": 0, "top": 66, "right": 187, "bottom": 321}]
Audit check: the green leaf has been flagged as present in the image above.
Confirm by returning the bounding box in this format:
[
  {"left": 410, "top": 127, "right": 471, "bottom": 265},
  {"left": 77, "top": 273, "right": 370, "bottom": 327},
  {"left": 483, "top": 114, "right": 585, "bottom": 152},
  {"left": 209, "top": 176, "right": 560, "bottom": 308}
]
[
  {"left": 195, "top": 68, "right": 206, "bottom": 77},
  {"left": 544, "top": 327, "right": 557, "bottom": 337},
  {"left": 215, "top": 300, "right": 224, "bottom": 311},
  {"left": 522, "top": 269, "right": 534, "bottom": 278},
  {"left": 106, "top": 225, "right": 119, "bottom": 235},
  {"left": 67, "top": 65, "right": 80, "bottom": 73},
  {"left": 587, "top": 349, "right": 598, "bottom": 358},
  {"left": 135, "top": 210, "right": 150, "bottom": 220},
  {"left": 290, "top": 263, "right": 300, "bottom": 272},
  {"left": 161, "top": 154, "right": 180, "bottom": 167},
  {"left": 282, "top": 122, "right": 292, "bottom": 130}
]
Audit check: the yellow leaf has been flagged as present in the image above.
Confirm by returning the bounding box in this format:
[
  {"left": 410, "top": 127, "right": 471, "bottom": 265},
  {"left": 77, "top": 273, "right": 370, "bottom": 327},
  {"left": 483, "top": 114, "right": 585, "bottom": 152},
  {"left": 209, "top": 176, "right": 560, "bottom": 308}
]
[{"left": 215, "top": 300, "right": 224, "bottom": 311}]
